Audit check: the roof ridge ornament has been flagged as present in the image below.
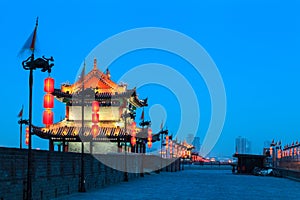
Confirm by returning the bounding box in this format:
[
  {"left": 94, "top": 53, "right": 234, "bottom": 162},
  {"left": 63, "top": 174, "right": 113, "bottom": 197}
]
[
  {"left": 105, "top": 67, "right": 111, "bottom": 79},
  {"left": 93, "top": 58, "right": 97, "bottom": 70}
]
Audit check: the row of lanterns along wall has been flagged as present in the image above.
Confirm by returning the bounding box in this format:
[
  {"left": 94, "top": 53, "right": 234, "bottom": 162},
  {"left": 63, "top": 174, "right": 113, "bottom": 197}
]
[
  {"left": 129, "top": 121, "right": 153, "bottom": 148},
  {"left": 43, "top": 77, "right": 54, "bottom": 126}
]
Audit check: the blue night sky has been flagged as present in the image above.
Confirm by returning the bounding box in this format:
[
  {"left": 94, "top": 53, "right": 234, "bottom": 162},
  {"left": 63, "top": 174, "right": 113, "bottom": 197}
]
[{"left": 0, "top": 0, "right": 299, "bottom": 157}]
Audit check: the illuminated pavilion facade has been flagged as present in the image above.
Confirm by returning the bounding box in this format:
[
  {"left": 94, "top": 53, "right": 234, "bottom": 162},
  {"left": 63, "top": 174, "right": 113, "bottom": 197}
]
[{"left": 33, "top": 58, "right": 155, "bottom": 154}]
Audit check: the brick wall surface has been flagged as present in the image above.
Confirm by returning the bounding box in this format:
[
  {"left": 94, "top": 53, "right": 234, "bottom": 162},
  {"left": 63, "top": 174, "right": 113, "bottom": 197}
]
[{"left": 0, "top": 147, "right": 181, "bottom": 200}]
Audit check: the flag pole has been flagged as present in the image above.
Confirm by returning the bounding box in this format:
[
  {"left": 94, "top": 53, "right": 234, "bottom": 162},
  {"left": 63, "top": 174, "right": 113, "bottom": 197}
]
[
  {"left": 31, "top": 17, "right": 38, "bottom": 55},
  {"left": 19, "top": 105, "right": 24, "bottom": 149},
  {"left": 21, "top": 17, "right": 54, "bottom": 200},
  {"left": 27, "top": 18, "right": 38, "bottom": 198},
  {"left": 79, "top": 61, "right": 86, "bottom": 192},
  {"left": 20, "top": 120, "right": 22, "bottom": 149},
  {"left": 17, "top": 105, "right": 28, "bottom": 149}
]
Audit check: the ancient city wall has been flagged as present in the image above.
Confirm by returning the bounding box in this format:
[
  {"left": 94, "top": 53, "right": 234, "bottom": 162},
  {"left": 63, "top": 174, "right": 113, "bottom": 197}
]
[{"left": 0, "top": 147, "right": 181, "bottom": 200}]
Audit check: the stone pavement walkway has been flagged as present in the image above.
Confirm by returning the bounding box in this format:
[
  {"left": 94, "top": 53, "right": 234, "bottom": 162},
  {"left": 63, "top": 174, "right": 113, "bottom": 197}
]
[{"left": 56, "top": 169, "right": 300, "bottom": 200}]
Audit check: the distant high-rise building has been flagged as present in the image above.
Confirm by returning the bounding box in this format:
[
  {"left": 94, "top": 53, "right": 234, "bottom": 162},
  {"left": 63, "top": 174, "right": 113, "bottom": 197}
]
[
  {"left": 235, "top": 136, "right": 251, "bottom": 154},
  {"left": 192, "top": 137, "right": 201, "bottom": 152},
  {"left": 246, "top": 140, "right": 251, "bottom": 153}
]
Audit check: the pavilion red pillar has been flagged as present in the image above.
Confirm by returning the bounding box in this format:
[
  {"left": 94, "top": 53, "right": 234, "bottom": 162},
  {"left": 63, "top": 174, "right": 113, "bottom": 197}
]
[
  {"left": 63, "top": 141, "right": 68, "bottom": 152},
  {"left": 66, "top": 105, "right": 69, "bottom": 120}
]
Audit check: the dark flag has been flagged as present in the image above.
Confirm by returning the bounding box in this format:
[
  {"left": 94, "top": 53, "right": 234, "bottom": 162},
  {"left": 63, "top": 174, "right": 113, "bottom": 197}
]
[
  {"left": 140, "top": 109, "right": 144, "bottom": 121},
  {"left": 17, "top": 106, "right": 23, "bottom": 118},
  {"left": 160, "top": 120, "right": 164, "bottom": 130},
  {"left": 19, "top": 18, "right": 38, "bottom": 55}
]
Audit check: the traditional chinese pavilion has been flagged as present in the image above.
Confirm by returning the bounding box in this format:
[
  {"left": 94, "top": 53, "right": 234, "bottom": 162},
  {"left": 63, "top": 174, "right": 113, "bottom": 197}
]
[{"left": 33, "top": 58, "right": 153, "bottom": 153}]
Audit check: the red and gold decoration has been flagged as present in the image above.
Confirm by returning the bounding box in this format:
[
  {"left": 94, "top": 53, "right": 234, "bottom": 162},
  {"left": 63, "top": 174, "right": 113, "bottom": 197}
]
[
  {"left": 43, "top": 77, "right": 54, "bottom": 126},
  {"left": 147, "top": 127, "right": 152, "bottom": 148},
  {"left": 131, "top": 121, "right": 137, "bottom": 146},
  {"left": 91, "top": 100, "right": 100, "bottom": 138},
  {"left": 166, "top": 136, "right": 169, "bottom": 150},
  {"left": 169, "top": 140, "right": 173, "bottom": 156},
  {"left": 44, "top": 77, "right": 54, "bottom": 93},
  {"left": 25, "top": 126, "right": 29, "bottom": 146}
]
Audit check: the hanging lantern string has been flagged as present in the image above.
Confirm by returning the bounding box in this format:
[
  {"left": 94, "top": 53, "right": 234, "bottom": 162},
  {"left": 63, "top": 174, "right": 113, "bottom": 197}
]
[{"left": 43, "top": 77, "right": 54, "bottom": 126}]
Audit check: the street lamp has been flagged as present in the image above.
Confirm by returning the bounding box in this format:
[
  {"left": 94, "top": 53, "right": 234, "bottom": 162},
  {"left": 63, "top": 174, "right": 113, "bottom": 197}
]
[
  {"left": 139, "top": 114, "right": 151, "bottom": 177},
  {"left": 78, "top": 65, "right": 87, "bottom": 193},
  {"left": 158, "top": 129, "right": 168, "bottom": 171},
  {"left": 22, "top": 53, "right": 54, "bottom": 200},
  {"left": 18, "top": 119, "right": 29, "bottom": 149},
  {"left": 122, "top": 110, "right": 132, "bottom": 182}
]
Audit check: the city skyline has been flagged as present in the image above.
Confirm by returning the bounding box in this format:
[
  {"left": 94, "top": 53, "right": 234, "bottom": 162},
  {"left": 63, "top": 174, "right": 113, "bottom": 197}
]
[{"left": 0, "top": 1, "right": 300, "bottom": 157}]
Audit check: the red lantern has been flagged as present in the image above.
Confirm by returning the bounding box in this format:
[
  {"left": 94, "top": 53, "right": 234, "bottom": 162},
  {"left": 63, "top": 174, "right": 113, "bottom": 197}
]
[
  {"left": 91, "top": 101, "right": 100, "bottom": 138},
  {"left": 44, "top": 77, "right": 54, "bottom": 93},
  {"left": 25, "top": 126, "right": 29, "bottom": 145},
  {"left": 91, "top": 124, "right": 99, "bottom": 138},
  {"left": 92, "top": 113, "right": 99, "bottom": 123},
  {"left": 131, "top": 137, "right": 136, "bottom": 147},
  {"left": 43, "top": 94, "right": 54, "bottom": 108},
  {"left": 130, "top": 121, "right": 137, "bottom": 146},
  {"left": 166, "top": 136, "right": 169, "bottom": 149},
  {"left": 148, "top": 127, "right": 152, "bottom": 135},
  {"left": 43, "top": 77, "right": 55, "bottom": 126},
  {"left": 147, "top": 128, "right": 152, "bottom": 148},
  {"left": 131, "top": 121, "right": 136, "bottom": 129},
  {"left": 131, "top": 133, "right": 136, "bottom": 146},
  {"left": 43, "top": 110, "right": 53, "bottom": 125},
  {"left": 92, "top": 101, "right": 100, "bottom": 112}
]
